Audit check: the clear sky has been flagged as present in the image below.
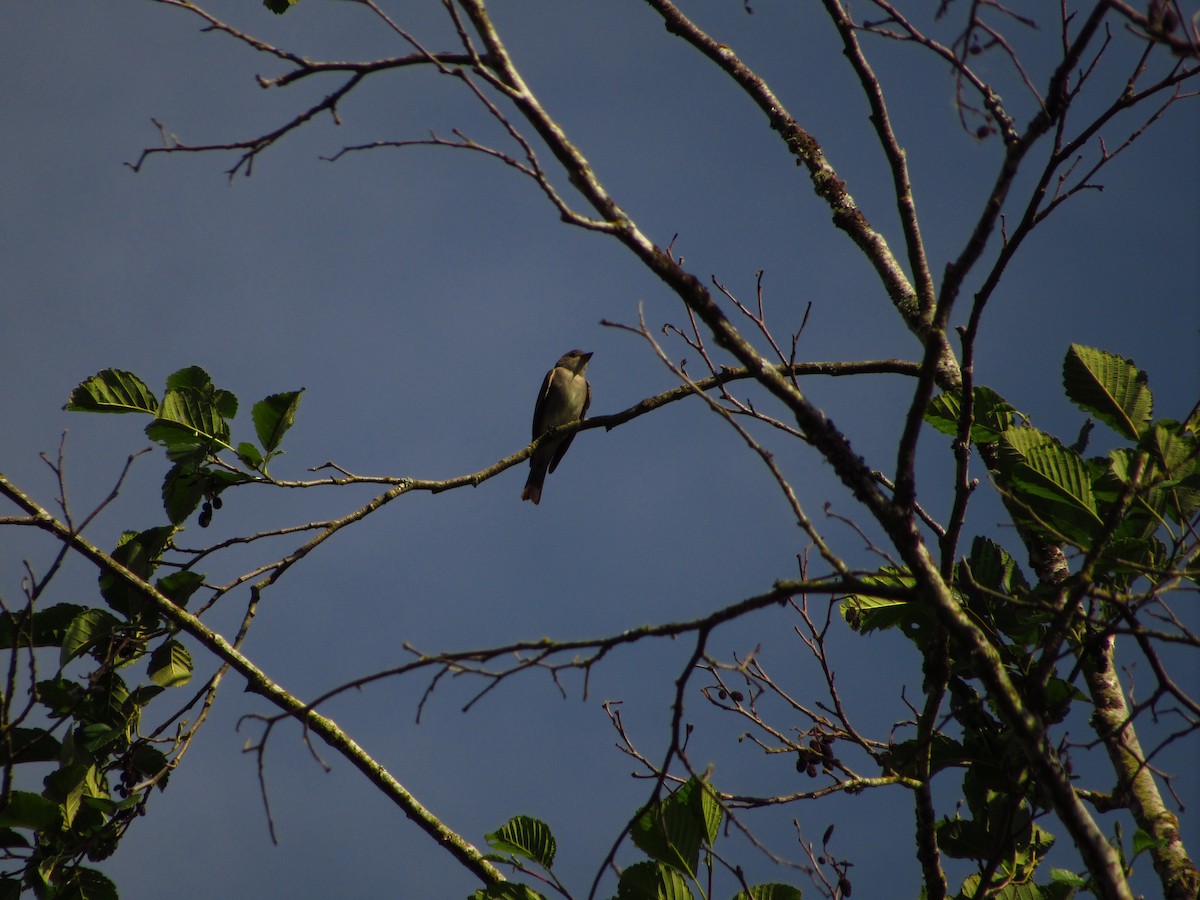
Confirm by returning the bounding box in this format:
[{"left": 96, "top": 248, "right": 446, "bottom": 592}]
[{"left": 2, "top": 1, "right": 1197, "bottom": 897}]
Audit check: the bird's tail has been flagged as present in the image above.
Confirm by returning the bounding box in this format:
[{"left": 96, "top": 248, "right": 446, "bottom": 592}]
[{"left": 521, "top": 476, "right": 543, "bottom": 505}]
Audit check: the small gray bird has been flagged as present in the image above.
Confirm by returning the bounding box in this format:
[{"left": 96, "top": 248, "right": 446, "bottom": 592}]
[{"left": 522, "top": 349, "right": 593, "bottom": 505}]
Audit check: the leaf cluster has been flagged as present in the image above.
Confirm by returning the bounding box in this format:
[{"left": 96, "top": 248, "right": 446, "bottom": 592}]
[
  {"left": 66, "top": 367, "right": 303, "bottom": 526},
  {"left": 474, "top": 777, "right": 803, "bottom": 899},
  {"left": 842, "top": 345, "right": 1199, "bottom": 897},
  {"left": 0, "top": 368, "right": 304, "bottom": 897}
]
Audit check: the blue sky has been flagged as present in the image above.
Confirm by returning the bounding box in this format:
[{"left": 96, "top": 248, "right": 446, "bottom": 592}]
[{"left": 2, "top": 2, "right": 1198, "bottom": 897}]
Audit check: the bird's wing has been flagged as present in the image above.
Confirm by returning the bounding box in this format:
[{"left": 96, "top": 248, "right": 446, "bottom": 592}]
[
  {"left": 548, "top": 431, "right": 575, "bottom": 474},
  {"left": 531, "top": 367, "right": 559, "bottom": 439}
]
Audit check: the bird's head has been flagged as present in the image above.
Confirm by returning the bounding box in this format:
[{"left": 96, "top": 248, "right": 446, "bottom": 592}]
[{"left": 556, "top": 349, "right": 593, "bottom": 374}]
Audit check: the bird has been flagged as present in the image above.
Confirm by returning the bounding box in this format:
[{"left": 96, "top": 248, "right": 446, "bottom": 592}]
[{"left": 521, "top": 349, "right": 593, "bottom": 505}]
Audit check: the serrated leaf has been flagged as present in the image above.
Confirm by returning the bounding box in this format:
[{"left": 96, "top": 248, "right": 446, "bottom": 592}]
[
  {"left": 0, "top": 603, "right": 87, "bottom": 650},
  {"left": 963, "top": 536, "right": 1029, "bottom": 597},
  {"left": 925, "top": 386, "right": 1017, "bottom": 443},
  {"left": 1048, "top": 868, "right": 1087, "bottom": 886},
  {"left": 840, "top": 569, "right": 938, "bottom": 646},
  {"left": 129, "top": 744, "right": 170, "bottom": 780},
  {"left": 485, "top": 815, "right": 556, "bottom": 869},
  {"left": 959, "top": 873, "right": 1048, "bottom": 899},
  {"left": 471, "top": 883, "right": 546, "bottom": 900},
  {"left": 162, "top": 461, "right": 207, "bottom": 524},
  {"left": 44, "top": 763, "right": 91, "bottom": 828},
  {"left": 74, "top": 724, "right": 123, "bottom": 754},
  {"left": 734, "top": 884, "right": 804, "bottom": 900},
  {"left": 0, "top": 830, "right": 31, "bottom": 850},
  {"left": 925, "top": 391, "right": 963, "bottom": 437},
  {"left": 147, "top": 388, "right": 232, "bottom": 451},
  {"left": 692, "top": 779, "right": 722, "bottom": 847},
  {"left": 36, "top": 677, "right": 84, "bottom": 716},
  {"left": 1131, "top": 828, "right": 1166, "bottom": 856},
  {"left": 165, "top": 365, "right": 214, "bottom": 393},
  {"left": 1140, "top": 423, "right": 1200, "bottom": 522},
  {"left": 212, "top": 388, "right": 238, "bottom": 420},
  {"left": 0, "top": 791, "right": 61, "bottom": 830},
  {"left": 884, "top": 733, "right": 968, "bottom": 778},
  {"left": 61, "top": 609, "right": 122, "bottom": 667},
  {"left": 99, "top": 526, "right": 175, "bottom": 618},
  {"left": 615, "top": 860, "right": 693, "bottom": 900},
  {"left": 89, "top": 671, "right": 133, "bottom": 730},
  {"left": 56, "top": 866, "right": 119, "bottom": 900},
  {"left": 64, "top": 369, "right": 158, "bottom": 415},
  {"left": 149, "top": 640, "right": 193, "bottom": 687},
  {"left": 1063, "top": 344, "right": 1152, "bottom": 440},
  {"left": 994, "top": 427, "right": 1103, "bottom": 545},
  {"left": 237, "top": 441, "right": 265, "bottom": 469},
  {"left": 0, "top": 728, "right": 60, "bottom": 765},
  {"left": 130, "top": 684, "right": 165, "bottom": 707},
  {"left": 253, "top": 389, "right": 304, "bottom": 454},
  {"left": 1143, "top": 421, "right": 1197, "bottom": 475},
  {"left": 630, "top": 777, "right": 721, "bottom": 878},
  {"left": 156, "top": 570, "right": 205, "bottom": 608}
]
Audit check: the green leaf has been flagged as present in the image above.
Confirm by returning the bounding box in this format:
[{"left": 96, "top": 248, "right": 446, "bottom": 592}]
[
  {"left": 925, "top": 386, "right": 1018, "bottom": 443},
  {"left": 0, "top": 830, "right": 31, "bottom": 850},
  {"left": 74, "top": 723, "right": 124, "bottom": 755},
  {"left": 156, "top": 570, "right": 205, "bottom": 608},
  {"left": 993, "top": 427, "right": 1103, "bottom": 545},
  {"left": 630, "top": 777, "right": 721, "bottom": 878},
  {"left": 36, "top": 677, "right": 85, "bottom": 716},
  {"left": 44, "top": 763, "right": 91, "bottom": 828},
  {"left": 264, "top": 0, "right": 300, "bottom": 13},
  {"left": 1041, "top": 869, "right": 1085, "bottom": 900},
  {"left": 1141, "top": 423, "right": 1200, "bottom": 522},
  {"left": 146, "top": 387, "right": 233, "bottom": 451},
  {"left": 733, "top": 885, "right": 804, "bottom": 900},
  {"left": 61, "top": 609, "right": 122, "bottom": 667},
  {"left": 958, "top": 874, "right": 1048, "bottom": 899},
  {"left": 937, "top": 816, "right": 993, "bottom": 860},
  {"left": 89, "top": 671, "right": 133, "bottom": 731},
  {"left": 0, "top": 791, "right": 60, "bottom": 830},
  {"left": 99, "top": 526, "right": 175, "bottom": 618},
  {"left": 56, "top": 866, "right": 119, "bottom": 900},
  {"left": 841, "top": 569, "right": 944, "bottom": 648},
  {"left": 162, "top": 463, "right": 247, "bottom": 525},
  {"left": 0, "top": 603, "right": 87, "bottom": 649},
  {"left": 165, "top": 365, "right": 215, "bottom": 394},
  {"left": 925, "top": 391, "right": 961, "bottom": 436},
  {"left": 162, "top": 461, "right": 208, "bottom": 524},
  {"left": 0, "top": 728, "right": 60, "bottom": 765},
  {"left": 615, "top": 860, "right": 694, "bottom": 900},
  {"left": 1048, "top": 868, "right": 1087, "bottom": 886},
  {"left": 470, "top": 885, "right": 546, "bottom": 900},
  {"left": 237, "top": 441, "right": 265, "bottom": 469},
  {"left": 1143, "top": 421, "right": 1197, "bottom": 475},
  {"left": 129, "top": 744, "right": 170, "bottom": 782},
  {"left": 148, "top": 640, "right": 193, "bottom": 687},
  {"left": 1062, "top": 344, "right": 1152, "bottom": 440},
  {"left": 131, "top": 684, "right": 165, "bottom": 707},
  {"left": 883, "top": 733, "right": 968, "bottom": 778},
  {"left": 485, "top": 815, "right": 556, "bottom": 869},
  {"left": 253, "top": 389, "right": 304, "bottom": 454},
  {"left": 1131, "top": 828, "right": 1166, "bottom": 856},
  {"left": 64, "top": 369, "right": 158, "bottom": 415},
  {"left": 962, "top": 537, "right": 1029, "bottom": 597}
]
